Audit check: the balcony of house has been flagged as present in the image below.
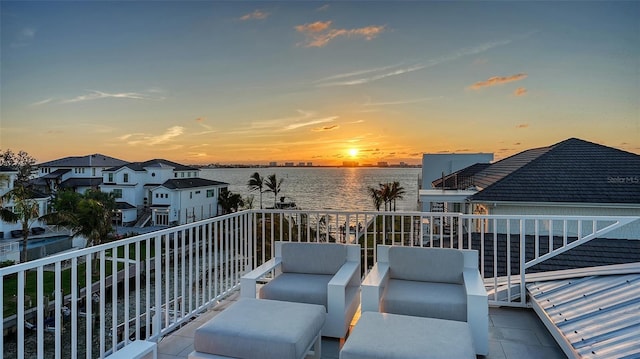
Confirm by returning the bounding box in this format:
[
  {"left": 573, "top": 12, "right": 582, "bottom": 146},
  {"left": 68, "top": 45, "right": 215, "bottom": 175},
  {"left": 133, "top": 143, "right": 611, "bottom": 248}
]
[{"left": 0, "top": 210, "right": 638, "bottom": 359}]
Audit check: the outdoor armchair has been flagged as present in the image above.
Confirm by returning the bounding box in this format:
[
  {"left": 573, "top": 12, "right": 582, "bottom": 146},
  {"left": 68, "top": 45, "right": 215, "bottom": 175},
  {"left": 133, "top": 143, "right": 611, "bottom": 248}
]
[
  {"left": 361, "top": 245, "right": 488, "bottom": 356},
  {"left": 241, "top": 241, "right": 361, "bottom": 339}
]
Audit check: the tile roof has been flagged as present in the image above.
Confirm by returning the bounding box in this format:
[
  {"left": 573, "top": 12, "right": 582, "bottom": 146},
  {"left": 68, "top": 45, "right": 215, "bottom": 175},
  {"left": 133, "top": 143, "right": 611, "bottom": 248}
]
[
  {"left": 470, "top": 138, "right": 640, "bottom": 204},
  {"left": 162, "top": 178, "right": 228, "bottom": 190},
  {"left": 59, "top": 178, "right": 103, "bottom": 188},
  {"left": 38, "top": 154, "right": 127, "bottom": 168}
]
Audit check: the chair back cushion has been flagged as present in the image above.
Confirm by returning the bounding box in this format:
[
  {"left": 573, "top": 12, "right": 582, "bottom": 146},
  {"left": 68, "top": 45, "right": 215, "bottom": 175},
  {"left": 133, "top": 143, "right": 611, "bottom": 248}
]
[
  {"left": 388, "top": 246, "right": 464, "bottom": 284},
  {"left": 281, "top": 242, "right": 347, "bottom": 274}
]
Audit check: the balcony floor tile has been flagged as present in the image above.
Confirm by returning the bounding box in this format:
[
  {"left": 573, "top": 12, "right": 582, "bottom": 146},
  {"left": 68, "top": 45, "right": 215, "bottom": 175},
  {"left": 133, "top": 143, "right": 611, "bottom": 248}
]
[{"left": 158, "top": 292, "right": 567, "bottom": 359}]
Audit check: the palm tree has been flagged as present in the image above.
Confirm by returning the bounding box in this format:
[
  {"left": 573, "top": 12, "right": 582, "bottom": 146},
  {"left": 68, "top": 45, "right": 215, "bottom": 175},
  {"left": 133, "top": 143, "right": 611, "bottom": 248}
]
[
  {"left": 44, "top": 189, "right": 116, "bottom": 273},
  {"left": 0, "top": 184, "right": 41, "bottom": 263},
  {"left": 247, "top": 172, "right": 264, "bottom": 209},
  {"left": 378, "top": 183, "right": 392, "bottom": 211},
  {"left": 367, "top": 186, "right": 383, "bottom": 211},
  {"left": 389, "top": 181, "right": 406, "bottom": 211},
  {"left": 264, "top": 174, "right": 284, "bottom": 208}
]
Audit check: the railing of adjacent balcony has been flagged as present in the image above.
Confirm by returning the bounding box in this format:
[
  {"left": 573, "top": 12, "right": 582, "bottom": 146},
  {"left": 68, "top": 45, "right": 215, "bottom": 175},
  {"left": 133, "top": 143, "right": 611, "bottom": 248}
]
[{"left": 0, "top": 210, "right": 637, "bottom": 358}]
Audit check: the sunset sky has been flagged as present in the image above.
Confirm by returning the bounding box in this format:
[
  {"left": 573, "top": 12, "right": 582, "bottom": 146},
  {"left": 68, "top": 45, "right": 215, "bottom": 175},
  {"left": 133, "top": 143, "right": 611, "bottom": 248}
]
[{"left": 1, "top": 1, "right": 638, "bottom": 166}]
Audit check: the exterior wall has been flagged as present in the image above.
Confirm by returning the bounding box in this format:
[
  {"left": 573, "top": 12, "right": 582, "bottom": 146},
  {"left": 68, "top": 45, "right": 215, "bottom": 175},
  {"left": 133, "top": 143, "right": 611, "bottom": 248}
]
[
  {"left": 174, "top": 187, "right": 220, "bottom": 224},
  {"left": 420, "top": 153, "right": 493, "bottom": 211},
  {"left": 481, "top": 203, "right": 640, "bottom": 240}
]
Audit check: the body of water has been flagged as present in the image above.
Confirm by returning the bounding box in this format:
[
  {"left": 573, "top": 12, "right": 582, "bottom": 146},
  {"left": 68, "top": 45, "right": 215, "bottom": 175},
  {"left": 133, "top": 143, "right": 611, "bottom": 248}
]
[{"left": 201, "top": 167, "right": 422, "bottom": 212}]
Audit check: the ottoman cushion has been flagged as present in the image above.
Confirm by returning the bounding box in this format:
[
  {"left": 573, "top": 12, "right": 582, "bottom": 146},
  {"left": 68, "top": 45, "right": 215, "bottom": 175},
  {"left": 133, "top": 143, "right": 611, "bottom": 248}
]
[
  {"left": 340, "top": 312, "right": 475, "bottom": 359},
  {"left": 194, "top": 298, "right": 325, "bottom": 359}
]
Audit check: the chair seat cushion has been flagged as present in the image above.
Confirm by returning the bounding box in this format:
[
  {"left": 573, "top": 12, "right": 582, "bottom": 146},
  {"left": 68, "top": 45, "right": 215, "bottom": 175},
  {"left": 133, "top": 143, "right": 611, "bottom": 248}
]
[
  {"left": 381, "top": 279, "right": 467, "bottom": 322},
  {"left": 259, "top": 273, "right": 331, "bottom": 307}
]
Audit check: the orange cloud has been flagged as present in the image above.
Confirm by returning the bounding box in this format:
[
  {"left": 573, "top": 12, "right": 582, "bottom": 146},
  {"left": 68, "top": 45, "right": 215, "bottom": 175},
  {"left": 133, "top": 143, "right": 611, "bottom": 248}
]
[
  {"left": 514, "top": 87, "right": 528, "bottom": 96},
  {"left": 295, "top": 21, "right": 385, "bottom": 47},
  {"left": 240, "top": 10, "right": 269, "bottom": 21},
  {"left": 468, "top": 73, "right": 528, "bottom": 90},
  {"left": 516, "top": 123, "right": 529, "bottom": 129}
]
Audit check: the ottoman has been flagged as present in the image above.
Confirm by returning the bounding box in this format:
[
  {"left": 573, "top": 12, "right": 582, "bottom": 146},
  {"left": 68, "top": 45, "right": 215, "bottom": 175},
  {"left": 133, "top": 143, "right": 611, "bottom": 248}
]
[
  {"left": 340, "top": 312, "right": 475, "bottom": 359},
  {"left": 189, "top": 298, "right": 326, "bottom": 359}
]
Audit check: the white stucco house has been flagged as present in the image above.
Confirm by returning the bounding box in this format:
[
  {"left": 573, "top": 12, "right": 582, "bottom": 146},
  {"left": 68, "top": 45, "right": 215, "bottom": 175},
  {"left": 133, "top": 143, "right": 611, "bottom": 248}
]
[
  {"left": 419, "top": 138, "right": 640, "bottom": 239},
  {"left": 100, "top": 159, "right": 228, "bottom": 226},
  {"left": 34, "top": 154, "right": 128, "bottom": 194}
]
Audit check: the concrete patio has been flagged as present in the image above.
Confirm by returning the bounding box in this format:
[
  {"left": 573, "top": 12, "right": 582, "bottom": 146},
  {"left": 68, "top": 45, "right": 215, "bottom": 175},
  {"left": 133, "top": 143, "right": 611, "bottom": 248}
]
[{"left": 156, "top": 291, "right": 567, "bottom": 359}]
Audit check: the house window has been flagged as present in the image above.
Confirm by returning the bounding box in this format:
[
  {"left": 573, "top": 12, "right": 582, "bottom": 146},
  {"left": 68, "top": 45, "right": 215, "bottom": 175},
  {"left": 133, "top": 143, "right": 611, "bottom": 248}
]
[
  {"left": 190, "top": 192, "right": 193, "bottom": 199},
  {"left": 174, "top": 173, "right": 178, "bottom": 178},
  {"left": 113, "top": 189, "right": 123, "bottom": 198},
  {"left": 92, "top": 168, "right": 96, "bottom": 176},
  {"left": 195, "top": 190, "right": 201, "bottom": 194},
  {"left": 155, "top": 212, "right": 169, "bottom": 226},
  {"left": 206, "top": 189, "right": 215, "bottom": 198},
  {"left": 123, "top": 173, "right": 129, "bottom": 183},
  {"left": 181, "top": 172, "right": 185, "bottom": 178},
  {"left": 188, "top": 172, "right": 191, "bottom": 178},
  {"left": 108, "top": 173, "right": 114, "bottom": 182},
  {"left": 155, "top": 193, "right": 159, "bottom": 198}
]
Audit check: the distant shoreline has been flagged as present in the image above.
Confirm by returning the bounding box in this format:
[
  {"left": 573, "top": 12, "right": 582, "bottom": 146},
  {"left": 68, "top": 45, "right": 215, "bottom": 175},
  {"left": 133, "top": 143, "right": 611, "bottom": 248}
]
[{"left": 195, "top": 164, "right": 422, "bottom": 169}]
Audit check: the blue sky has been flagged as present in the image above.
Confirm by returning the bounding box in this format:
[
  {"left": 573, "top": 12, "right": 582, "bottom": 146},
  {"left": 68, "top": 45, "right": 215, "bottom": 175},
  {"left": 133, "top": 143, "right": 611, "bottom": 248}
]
[{"left": 1, "top": 1, "right": 638, "bottom": 165}]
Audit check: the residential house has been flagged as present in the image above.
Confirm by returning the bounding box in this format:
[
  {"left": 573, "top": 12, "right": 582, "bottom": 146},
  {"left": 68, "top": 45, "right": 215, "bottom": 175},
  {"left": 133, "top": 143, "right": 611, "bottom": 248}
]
[
  {"left": 34, "top": 153, "right": 128, "bottom": 194},
  {"left": 420, "top": 138, "right": 640, "bottom": 239},
  {"left": 100, "top": 159, "right": 228, "bottom": 226}
]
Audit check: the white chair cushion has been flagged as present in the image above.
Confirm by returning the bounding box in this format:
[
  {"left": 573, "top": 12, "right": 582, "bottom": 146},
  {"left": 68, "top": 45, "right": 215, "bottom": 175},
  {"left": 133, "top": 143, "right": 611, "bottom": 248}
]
[
  {"left": 388, "top": 246, "right": 464, "bottom": 284},
  {"left": 281, "top": 242, "right": 347, "bottom": 274},
  {"left": 259, "top": 273, "right": 331, "bottom": 307},
  {"left": 381, "top": 279, "right": 467, "bottom": 322}
]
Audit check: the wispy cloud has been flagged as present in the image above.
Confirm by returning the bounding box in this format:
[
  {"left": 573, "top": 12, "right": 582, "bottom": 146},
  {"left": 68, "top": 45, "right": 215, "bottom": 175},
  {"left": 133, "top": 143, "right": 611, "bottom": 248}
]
[
  {"left": 316, "top": 4, "right": 330, "bottom": 12},
  {"left": 284, "top": 116, "right": 337, "bottom": 130},
  {"left": 516, "top": 123, "right": 529, "bottom": 129},
  {"left": 194, "top": 117, "right": 215, "bottom": 133},
  {"left": 316, "top": 38, "right": 513, "bottom": 87},
  {"left": 514, "top": 87, "right": 528, "bottom": 96},
  {"left": 295, "top": 20, "right": 385, "bottom": 48},
  {"left": 239, "top": 10, "right": 269, "bottom": 21},
  {"left": 119, "top": 126, "right": 184, "bottom": 146},
  {"left": 468, "top": 73, "right": 528, "bottom": 90},
  {"left": 250, "top": 110, "right": 338, "bottom": 132},
  {"left": 11, "top": 27, "right": 36, "bottom": 47},
  {"left": 364, "top": 96, "right": 444, "bottom": 107},
  {"left": 61, "top": 90, "right": 163, "bottom": 104},
  {"left": 30, "top": 98, "right": 53, "bottom": 106}
]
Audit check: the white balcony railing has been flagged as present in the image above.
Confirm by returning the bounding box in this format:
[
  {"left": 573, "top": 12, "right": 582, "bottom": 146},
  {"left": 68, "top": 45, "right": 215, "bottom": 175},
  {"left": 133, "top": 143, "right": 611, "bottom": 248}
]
[{"left": 0, "top": 210, "right": 637, "bottom": 358}]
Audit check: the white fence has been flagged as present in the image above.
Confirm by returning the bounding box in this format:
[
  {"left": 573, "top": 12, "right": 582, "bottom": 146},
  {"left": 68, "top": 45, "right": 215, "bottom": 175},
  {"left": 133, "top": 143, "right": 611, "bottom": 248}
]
[{"left": 0, "top": 210, "right": 637, "bottom": 358}]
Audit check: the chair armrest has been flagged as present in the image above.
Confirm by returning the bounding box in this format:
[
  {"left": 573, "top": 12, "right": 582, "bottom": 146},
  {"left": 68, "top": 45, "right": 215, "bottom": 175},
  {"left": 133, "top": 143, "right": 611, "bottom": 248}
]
[
  {"left": 463, "top": 268, "right": 489, "bottom": 356},
  {"left": 240, "top": 258, "right": 282, "bottom": 298},
  {"left": 329, "top": 261, "right": 360, "bottom": 289},
  {"left": 361, "top": 263, "right": 389, "bottom": 312},
  {"left": 463, "top": 268, "right": 487, "bottom": 299}
]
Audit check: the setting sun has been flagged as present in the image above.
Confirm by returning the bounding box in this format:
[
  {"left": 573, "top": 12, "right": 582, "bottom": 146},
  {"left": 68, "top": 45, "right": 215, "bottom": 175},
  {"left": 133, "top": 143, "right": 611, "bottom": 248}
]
[{"left": 348, "top": 148, "right": 359, "bottom": 158}]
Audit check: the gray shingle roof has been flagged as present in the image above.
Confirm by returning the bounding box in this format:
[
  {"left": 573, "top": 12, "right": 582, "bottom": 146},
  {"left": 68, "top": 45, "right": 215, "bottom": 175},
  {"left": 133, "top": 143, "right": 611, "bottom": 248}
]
[
  {"left": 162, "top": 178, "right": 228, "bottom": 190},
  {"left": 38, "top": 154, "right": 127, "bottom": 168},
  {"left": 470, "top": 138, "right": 640, "bottom": 204}
]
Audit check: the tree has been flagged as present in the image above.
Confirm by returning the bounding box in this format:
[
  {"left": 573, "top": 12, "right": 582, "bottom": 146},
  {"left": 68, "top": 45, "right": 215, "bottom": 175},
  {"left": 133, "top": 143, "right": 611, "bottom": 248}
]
[
  {"left": 367, "top": 186, "right": 383, "bottom": 211},
  {"left": 0, "top": 149, "right": 40, "bottom": 263},
  {"left": 389, "top": 181, "right": 406, "bottom": 211},
  {"left": 43, "top": 189, "right": 117, "bottom": 273},
  {"left": 247, "top": 172, "right": 264, "bottom": 209},
  {"left": 0, "top": 184, "right": 41, "bottom": 263},
  {"left": 264, "top": 174, "right": 284, "bottom": 208},
  {"left": 218, "top": 188, "right": 244, "bottom": 214},
  {"left": 0, "top": 149, "right": 36, "bottom": 184}
]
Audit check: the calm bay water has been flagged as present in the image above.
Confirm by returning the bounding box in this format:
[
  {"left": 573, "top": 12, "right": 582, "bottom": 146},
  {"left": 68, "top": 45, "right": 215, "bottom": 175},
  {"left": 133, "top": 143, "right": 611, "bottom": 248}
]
[{"left": 201, "top": 167, "right": 422, "bottom": 212}]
